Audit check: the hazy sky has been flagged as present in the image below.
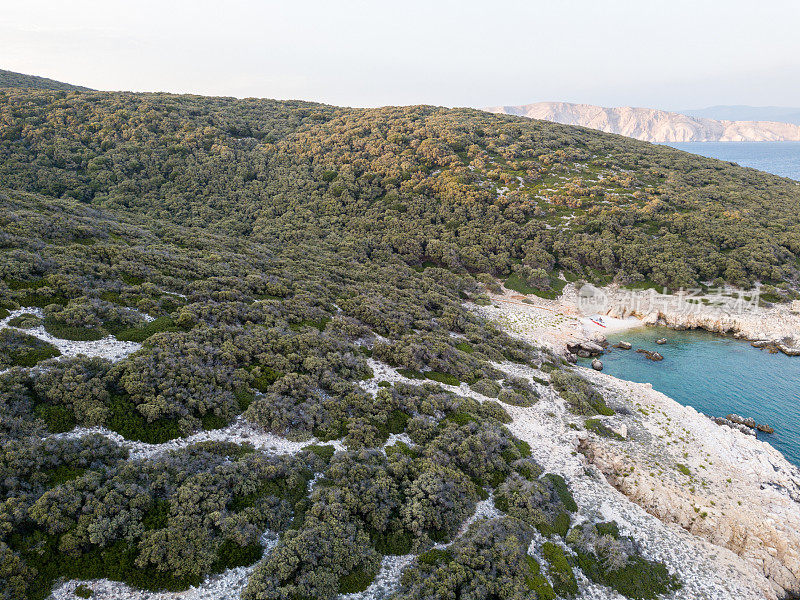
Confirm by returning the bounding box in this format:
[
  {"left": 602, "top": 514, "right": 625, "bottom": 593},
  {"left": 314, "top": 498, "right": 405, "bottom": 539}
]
[{"left": 2, "top": 0, "right": 799, "bottom": 110}]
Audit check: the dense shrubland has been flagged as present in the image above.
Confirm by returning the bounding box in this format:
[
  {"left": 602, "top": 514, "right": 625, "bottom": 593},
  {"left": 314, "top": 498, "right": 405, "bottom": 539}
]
[
  {"left": 0, "top": 84, "right": 782, "bottom": 598},
  {"left": 1, "top": 89, "right": 799, "bottom": 290}
]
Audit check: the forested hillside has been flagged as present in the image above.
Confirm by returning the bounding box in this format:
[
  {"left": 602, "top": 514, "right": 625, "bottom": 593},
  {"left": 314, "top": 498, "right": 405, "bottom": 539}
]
[
  {"left": 0, "top": 87, "right": 797, "bottom": 600},
  {"left": 0, "top": 69, "right": 91, "bottom": 91}
]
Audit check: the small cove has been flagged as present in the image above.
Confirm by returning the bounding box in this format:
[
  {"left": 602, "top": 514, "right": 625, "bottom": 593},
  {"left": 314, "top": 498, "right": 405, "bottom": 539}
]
[{"left": 581, "top": 326, "right": 800, "bottom": 466}]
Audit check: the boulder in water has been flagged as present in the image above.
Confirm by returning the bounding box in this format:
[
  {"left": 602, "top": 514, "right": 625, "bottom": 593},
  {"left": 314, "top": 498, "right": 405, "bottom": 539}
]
[
  {"left": 636, "top": 348, "right": 664, "bottom": 361},
  {"left": 757, "top": 423, "right": 775, "bottom": 434},
  {"left": 656, "top": 338, "right": 667, "bottom": 345},
  {"left": 591, "top": 359, "right": 603, "bottom": 371},
  {"left": 727, "top": 413, "right": 757, "bottom": 429},
  {"left": 614, "top": 341, "right": 632, "bottom": 350}
]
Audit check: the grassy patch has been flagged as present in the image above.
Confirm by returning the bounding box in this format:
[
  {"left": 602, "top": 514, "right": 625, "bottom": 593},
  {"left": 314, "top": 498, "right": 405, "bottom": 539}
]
[{"left": 74, "top": 585, "right": 93, "bottom": 598}]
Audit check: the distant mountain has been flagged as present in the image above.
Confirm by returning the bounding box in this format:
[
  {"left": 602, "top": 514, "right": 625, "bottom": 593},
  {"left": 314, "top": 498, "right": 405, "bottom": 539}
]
[
  {"left": 680, "top": 105, "right": 800, "bottom": 126},
  {"left": 485, "top": 102, "right": 800, "bottom": 142},
  {"left": 0, "top": 68, "right": 91, "bottom": 91}
]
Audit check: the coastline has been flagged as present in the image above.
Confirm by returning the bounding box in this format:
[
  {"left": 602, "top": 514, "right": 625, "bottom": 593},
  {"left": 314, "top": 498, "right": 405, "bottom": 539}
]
[
  {"left": 469, "top": 286, "right": 800, "bottom": 597},
  {"left": 476, "top": 284, "right": 800, "bottom": 358}
]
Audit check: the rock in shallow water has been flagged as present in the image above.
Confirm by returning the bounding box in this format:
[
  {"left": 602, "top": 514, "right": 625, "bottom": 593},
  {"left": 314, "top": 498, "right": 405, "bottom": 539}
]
[{"left": 591, "top": 359, "right": 603, "bottom": 371}]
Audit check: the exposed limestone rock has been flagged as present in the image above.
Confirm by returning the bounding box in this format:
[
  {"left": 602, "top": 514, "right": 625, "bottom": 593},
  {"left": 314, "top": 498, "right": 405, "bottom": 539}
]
[
  {"left": 656, "top": 337, "right": 667, "bottom": 345},
  {"left": 636, "top": 348, "right": 664, "bottom": 361},
  {"left": 591, "top": 358, "right": 603, "bottom": 371},
  {"left": 567, "top": 340, "right": 605, "bottom": 356},
  {"left": 614, "top": 340, "right": 632, "bottom": 349},
  {"left": 485, "top": 101, "right": 800, "bottom": 143},
  {"left": 579, "top": 370, "right": 800, "bottom": 599}
]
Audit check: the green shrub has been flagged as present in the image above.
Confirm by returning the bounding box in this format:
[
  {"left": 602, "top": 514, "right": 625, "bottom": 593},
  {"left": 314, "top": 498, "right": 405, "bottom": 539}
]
[
  {"left": 306, "top": 444, "right": 335, "bottom": 462},
  {"left": 398, "top": 368, "right": 425, "bottom": 379},
  {"left": 543, "top": 473, "right": 578, "bottom": 512},
  {"left": 417, "top": 548, "right": 452, "bottom": 566},
  {"left": 0, "top": 329, "right": 61, "bottom": 367},
  {"left": 542, "top": 541, "right": 578, "bottom": 597},
  {"left": 234, "top": 388, "right": 255, "bottom": 411},
  {"left": 455, "top": 341, "right": 474, "bottom": 353},
  {"left": 7, "top": 313, "right": 40, "bottom": 328},
  {"left": 115, "top": 316, "right": 178, "bottom": 342},
  {"left": 200, "top": 412, "right": 228, "bottom": 430},
  {"left": 551, "top": 370, "right": 614, "bottom": 416},
  {"left": 425, "top": 371, "right": 460, "bottom": 386},
  {"left": 251, "top": 366, "right": 283, "bottom": 393},
  {"left": 524, "top": 555, "right": 556, "bottom": 599},
  {"left": 384, "top": 409, "right": 411, "bottom": 434},
  {"left": 74, "top": 584, "right": 93, "bottom": 598},
  {"left": 34, "top": 404, "right": 77, "bottom": 433},
  {"left": 142, "top": 498, "right": 170, "bottom": 530},
  {"left": 43, "top": 316, "right": 104, "bottom": 341},
  {"left": 575, "top": 550, "right": 681, "bottom": 599},
  {"left": 107, "top": 394, "right": 181, "bottom": 443},
  {"left": 585, "top": 418, "right": 624, "bottom": 440},
  {"left": 371, "top": 528, "right": 414, "bottom": 556}
]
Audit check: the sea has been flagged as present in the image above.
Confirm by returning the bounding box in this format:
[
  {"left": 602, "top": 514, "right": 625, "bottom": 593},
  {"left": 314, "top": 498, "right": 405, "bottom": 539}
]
[
  {"left": 666, "top": 141, "right": 800, "bottom": 181},
  {"left": 581, "top": 327, "right": 800, "bottom": 467}
]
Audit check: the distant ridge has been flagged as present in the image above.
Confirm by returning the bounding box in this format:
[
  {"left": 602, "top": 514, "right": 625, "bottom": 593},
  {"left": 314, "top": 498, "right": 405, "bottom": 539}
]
[
  {"left": 0, "top": 68, "right": 92, "bottom": 91},
  {"left": 680, "top": 105, "right": 800, "bottom": 126},
  {"left": 485, "top": 102, "right": 800, "bottom": 142}
]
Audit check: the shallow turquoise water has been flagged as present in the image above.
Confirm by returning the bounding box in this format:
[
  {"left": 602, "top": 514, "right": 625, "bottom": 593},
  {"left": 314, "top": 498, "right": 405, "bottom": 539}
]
[
  {"left": 580, "top": 327, "right": 800, "bottom": 466},
  {"left": 665, "top": 141, "right": 800, "bottom": 180}
]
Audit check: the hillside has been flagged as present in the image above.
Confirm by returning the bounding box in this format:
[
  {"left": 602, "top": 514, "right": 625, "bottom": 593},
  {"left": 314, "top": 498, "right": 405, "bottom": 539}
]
[
  {"left": 681, "top": 105, "right": 800, "bottom": 126},
  {"left": 1, "top": 88, "right": 800, "bottom": 600},
  {"left": 0, "top": 68, "right": 91, "bottom": 91},
  {"left": 485, "top": 101, "right": 800, "bottom": 142}
]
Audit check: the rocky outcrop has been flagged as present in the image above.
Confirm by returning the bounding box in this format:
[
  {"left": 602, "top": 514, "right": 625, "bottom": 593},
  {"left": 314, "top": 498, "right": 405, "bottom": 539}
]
[
  {"left": 484, "top": 102, "right": 800, "bottom": 143},
  {"left": 579, "top": 371, "right": 800, "bottom": 599},
  {"left": 601, "top": 287, "right": 800, "bottom": 356},
  {"left": 614, "top": 341, "right": 632, "bottom": 350},
  {"left": 636, "top": 348, "right": 664, "bottom": 361},
  {"left": 566, "top": 339, "right": 605, "bottom": 358}
]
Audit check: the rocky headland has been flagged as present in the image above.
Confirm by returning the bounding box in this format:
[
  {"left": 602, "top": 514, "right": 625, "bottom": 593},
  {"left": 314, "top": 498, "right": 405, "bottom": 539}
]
[{"left": 485, "top": 102, "right": 800, "bottom": 143}]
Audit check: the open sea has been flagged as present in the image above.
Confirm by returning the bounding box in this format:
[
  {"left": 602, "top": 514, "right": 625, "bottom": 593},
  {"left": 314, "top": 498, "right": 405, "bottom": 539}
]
[
  {"left": 581, "top": 327, "right": 800, "bottom": 467},
  {"left": 666, "top": 141, "right": 800, "bottom": 180}
]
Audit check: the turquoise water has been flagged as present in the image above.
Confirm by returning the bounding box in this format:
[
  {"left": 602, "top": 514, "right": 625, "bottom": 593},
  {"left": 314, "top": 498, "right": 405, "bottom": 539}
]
[
  {"left": 666, "top": 141, "right": 800, "bottom": 181},
  {"left": 580, "top": 327, "right": 800, "bottom": 466}
]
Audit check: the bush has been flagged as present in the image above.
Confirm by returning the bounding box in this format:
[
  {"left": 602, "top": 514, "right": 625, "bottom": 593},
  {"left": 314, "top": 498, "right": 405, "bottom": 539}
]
[
  {"left": 115, "top": 316, "right": 178, "bottom": 342},
  {"left": 542, "top": 541, "right": 578, "bottom": 597},
  {"left": 43, "top": 316, "right": 104, "bottom": 341},
  {"left": 551, "top": 370, "right": 614, "bottom": 416},
  {"left": 74, "top": 584, "right": 93, "bottom": 598},
  {"left": 0, "top": 329, "right": 61, "bottom": 368}
]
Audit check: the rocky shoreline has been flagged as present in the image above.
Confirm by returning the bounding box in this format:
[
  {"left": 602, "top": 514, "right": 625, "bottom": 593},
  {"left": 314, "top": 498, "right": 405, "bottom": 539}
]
[
  {"left": 597, "top": 285, "right": 800, "bottom": 357},
  {"left": 470, "top": 291, "right": 800, "bottom": 598}
]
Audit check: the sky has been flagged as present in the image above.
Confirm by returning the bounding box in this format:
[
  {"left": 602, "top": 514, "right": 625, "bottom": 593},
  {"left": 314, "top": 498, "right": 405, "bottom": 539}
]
[{"left": 2, "top": 0, "right": 799, "bottom": 110}]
